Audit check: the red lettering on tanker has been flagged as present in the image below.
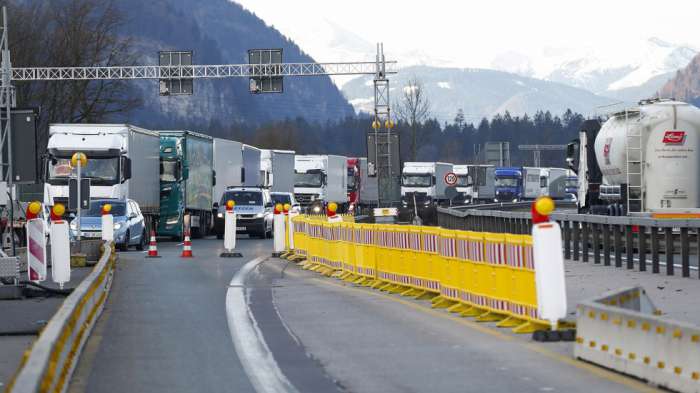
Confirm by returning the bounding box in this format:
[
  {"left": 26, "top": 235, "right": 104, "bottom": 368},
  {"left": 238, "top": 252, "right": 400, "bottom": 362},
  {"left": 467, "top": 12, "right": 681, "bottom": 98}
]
[
  {"left": 663, "top": 131, "right": 685, "bottom": 144},
  {"left": 603, "top": 137, "right": 612, "bottom": 165}
]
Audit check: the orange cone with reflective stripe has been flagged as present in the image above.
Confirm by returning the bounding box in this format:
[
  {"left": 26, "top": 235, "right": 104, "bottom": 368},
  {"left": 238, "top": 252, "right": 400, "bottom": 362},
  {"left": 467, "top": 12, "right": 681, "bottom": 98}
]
[
  {"left": 146, "top": 230, "right": 160, "bottom": 258},
  {"left": 181, "top": 230, "right": 193, "bottom": 258}
]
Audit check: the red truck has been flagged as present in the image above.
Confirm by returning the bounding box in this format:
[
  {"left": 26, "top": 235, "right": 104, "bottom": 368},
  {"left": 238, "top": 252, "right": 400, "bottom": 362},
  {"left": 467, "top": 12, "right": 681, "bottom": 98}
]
[{"left": 347, "top": 158, "right": 361, "bottom": 213}]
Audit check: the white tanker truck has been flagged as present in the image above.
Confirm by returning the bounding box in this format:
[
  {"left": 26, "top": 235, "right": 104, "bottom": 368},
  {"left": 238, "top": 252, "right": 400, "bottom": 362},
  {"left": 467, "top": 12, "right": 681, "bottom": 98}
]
[{"left": 567, "top": 99, "right": 700, "bottom": 216}]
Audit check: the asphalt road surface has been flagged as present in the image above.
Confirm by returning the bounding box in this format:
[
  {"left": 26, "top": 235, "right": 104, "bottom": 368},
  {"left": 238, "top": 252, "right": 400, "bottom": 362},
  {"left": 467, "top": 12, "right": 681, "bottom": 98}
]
[{"left": 66, "top": 237, "right": 661, "bottom": 393}]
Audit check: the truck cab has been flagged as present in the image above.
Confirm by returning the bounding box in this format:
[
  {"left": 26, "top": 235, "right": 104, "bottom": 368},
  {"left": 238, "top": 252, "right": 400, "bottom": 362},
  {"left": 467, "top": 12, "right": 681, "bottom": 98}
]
[
  {"left": 294, "top": 155, "right": 347, "bottom": 213},
  {"left": 157, "top": 131, "right": 214, "bottom": 239},
  {"left": 494, "top": 167, "right": 523, "bottom": 202},
  {"left": 44, "top": 125, "right": 132, "bottom": 210},
  {"left": 453, "top": 165, "right": 473, "bottom": 204}
]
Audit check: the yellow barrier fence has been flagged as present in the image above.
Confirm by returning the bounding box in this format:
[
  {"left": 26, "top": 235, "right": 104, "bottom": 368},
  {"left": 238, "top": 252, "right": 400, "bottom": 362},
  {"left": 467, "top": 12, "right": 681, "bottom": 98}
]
[{"left": 287, "top": 215, "right": 553, "bottom": 333}]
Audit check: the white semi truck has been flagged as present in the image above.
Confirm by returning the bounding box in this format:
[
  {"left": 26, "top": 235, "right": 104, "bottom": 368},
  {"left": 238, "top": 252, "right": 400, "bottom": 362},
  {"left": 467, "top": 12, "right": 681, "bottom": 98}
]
[
  {"left": 43, "top": 124, "right": 161, "bottom": 229},
  {"left": 567, "top": 99, "right": 700, "bottom": 215},
  {"left": 401, "top": 162, "right": 453, "bottom": 206},
  {"left": 261, "top": 149, "right": 295, "bottom": 193},
  {"left": 453, "top": 165, "right": 473, "bottom": 204},
  {"left": 294, "top": 155, "right": 347, "bottom": 212}
]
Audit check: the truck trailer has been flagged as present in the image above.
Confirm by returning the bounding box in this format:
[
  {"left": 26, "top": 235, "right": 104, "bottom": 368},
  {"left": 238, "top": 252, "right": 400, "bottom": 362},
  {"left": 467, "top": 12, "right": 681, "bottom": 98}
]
[
  {"left": 261, "top": 149, "right": 295, "bottom": 193},
  {"left": 157, "top": 131, "right": 215, "bottom": 239},
  {"left": 213, "top": 138, "right": 243, "bottom": 206},
  {"left": 567, "top": 99, "right": 700, "bottom": 215},
  {"left": 44, "top": 124, "right": 160, "bottom": 230},
  {"left": 242, "top": 144, "right": 262, "bottom": 188}
]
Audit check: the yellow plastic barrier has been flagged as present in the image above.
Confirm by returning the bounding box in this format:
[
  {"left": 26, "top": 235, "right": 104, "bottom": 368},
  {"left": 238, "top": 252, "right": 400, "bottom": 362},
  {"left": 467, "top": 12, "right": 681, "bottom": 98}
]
[{"left": 285, "top": 215, "right": 553, "bottom": 333}]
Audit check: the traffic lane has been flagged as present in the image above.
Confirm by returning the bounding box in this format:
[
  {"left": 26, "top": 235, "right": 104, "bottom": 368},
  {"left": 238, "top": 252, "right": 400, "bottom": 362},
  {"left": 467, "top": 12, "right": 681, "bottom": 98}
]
[
  {"left": 268, "top": 261, "right": 656, "bottom": 393},
  {"left": 245, "top": 262, "right": 346, "bottom": 392},
  {"left": 68, "top": 238, "right": 270, "bottom": 393}
]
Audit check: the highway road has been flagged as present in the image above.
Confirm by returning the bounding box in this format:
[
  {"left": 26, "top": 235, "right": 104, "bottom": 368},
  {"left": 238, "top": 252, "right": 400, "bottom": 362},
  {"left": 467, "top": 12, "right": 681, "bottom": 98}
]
[{"left": 66, "top": 237, "right": 660, "bottom": 393}]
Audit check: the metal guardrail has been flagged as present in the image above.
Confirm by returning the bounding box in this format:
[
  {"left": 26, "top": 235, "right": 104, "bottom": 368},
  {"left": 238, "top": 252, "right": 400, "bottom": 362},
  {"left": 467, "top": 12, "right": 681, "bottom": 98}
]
[
  {"left": 438, "top": 206, "right": 700, "bottom": 278},
  {"left": 575, "top": 287, "right": 700, "bottom": 393},
  {"left": 6, "top": 241, "right": 116, "bottom": 393}
]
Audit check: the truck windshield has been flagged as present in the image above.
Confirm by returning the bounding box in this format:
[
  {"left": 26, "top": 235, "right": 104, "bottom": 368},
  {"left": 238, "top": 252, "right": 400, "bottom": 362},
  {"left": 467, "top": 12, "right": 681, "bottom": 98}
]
[
  {"left": 221, "top": 191, "right": 263, "bottom": 206},
  {"left": 402, "top": 174, "right": 432, "bottom": 187},
  {"left": 271, "top": 194, "right": 291, "bottom": 205},
  {"left": 83, "top": 202, "right": 126, "bottom": 217},
  {"left": 49, "top": 157, "right": 119, "bottom": 183},
  {"left": 295, "top": 173, "right": 323, "bottom": 188},
  {"left": 456, "top": 175, "right": 471, "bottom": 186},
  {"left": 160, "top": 159, "right": 180, "bottom": 182},
  {"left": 495, "top": 177, "right": 519, "bottom": 187}
]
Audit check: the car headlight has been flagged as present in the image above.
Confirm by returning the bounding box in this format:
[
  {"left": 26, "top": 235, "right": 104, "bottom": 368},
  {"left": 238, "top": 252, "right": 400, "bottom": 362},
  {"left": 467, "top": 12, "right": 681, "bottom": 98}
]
[
  {"left": 255, "top": 213, "right": 264, "bottom": 218},
  {"left": 312, "top": 206, "right": 321, "bottom": 213},
  {"left": 512, "top": 198, "right": 518, "bottom": 203},
  {"left": 217, "top": 212, "right": 223, "bottom": 218},
  {"left": 114, "top": 222, "right": 122, "bottom": 230},
  {"left": 166, "top": 216, "right": 179, "bottom": 225}
]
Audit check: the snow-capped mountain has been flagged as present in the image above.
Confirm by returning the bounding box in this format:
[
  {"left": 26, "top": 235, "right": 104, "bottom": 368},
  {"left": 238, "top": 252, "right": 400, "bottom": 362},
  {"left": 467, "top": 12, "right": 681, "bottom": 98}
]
[
  {"left": 342, "top": 66, "right": 617, "bottom": 124},
  {"left": 490, "top": 37, "right": 697, "bottom": 101}
]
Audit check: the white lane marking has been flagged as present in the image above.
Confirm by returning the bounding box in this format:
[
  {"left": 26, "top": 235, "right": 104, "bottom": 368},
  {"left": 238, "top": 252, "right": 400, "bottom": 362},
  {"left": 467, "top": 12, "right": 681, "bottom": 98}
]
[{"left": 226, "top": 257, "right": 300, "bottom": 393}]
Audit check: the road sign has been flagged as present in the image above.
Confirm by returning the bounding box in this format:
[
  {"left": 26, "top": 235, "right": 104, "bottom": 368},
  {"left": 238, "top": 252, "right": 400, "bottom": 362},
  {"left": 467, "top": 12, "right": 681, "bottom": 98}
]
[
  {"left": 159, "top": 51, "right": 193, "bottom": 96},
  {"left": 444, "top": 172, "right": 458, "bottom": 186},
  {"left": 248, "top": 49, "right": 283, "bottom": 94}
]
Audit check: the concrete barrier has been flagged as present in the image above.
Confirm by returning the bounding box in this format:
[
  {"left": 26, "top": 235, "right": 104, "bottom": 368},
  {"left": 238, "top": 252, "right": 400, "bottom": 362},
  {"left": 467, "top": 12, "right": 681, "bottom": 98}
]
[
  {"left": 4, "top": 241, "right": 116, "bottom": 393},
  {"left": 575, "top": 286, "right": 700, "bottom": 393}
]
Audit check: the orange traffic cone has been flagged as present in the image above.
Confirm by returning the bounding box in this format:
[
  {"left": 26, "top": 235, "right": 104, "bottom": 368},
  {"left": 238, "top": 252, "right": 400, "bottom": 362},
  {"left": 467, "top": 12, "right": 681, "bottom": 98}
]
[
  {"left": 181, "top": 230, "right": 193, "bottom": 258},
  {"left": 146, "top": 230, "right": 160, "bottom": 258}
]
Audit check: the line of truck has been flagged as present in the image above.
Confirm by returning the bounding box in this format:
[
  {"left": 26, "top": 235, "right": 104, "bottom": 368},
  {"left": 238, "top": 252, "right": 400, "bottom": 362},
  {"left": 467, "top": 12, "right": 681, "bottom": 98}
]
[
  {"left": 41, "top": 123, "right": 384, "bottom": 241},
  {"left": 399, "top": 161, "right": 573, "bottom": 208}
]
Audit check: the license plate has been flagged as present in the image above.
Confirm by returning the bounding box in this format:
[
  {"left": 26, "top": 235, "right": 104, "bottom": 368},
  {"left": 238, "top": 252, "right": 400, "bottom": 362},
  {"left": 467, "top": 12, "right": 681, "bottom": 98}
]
[
  {"left": 236, "top": 227, "right": 247, "bottom": 231},
  {"left": 83, "top": 232, "right": 102, "bottom": 238}
]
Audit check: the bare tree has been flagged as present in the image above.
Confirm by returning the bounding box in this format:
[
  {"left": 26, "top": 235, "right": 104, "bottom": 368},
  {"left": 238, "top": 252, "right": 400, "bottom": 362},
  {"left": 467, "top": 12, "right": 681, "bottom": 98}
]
[
  {"left": 396, "top": 78, "right": 430, "bottom": 161},
  {"left": 3, "top": 0, "right": 141, "bottom": 151}
]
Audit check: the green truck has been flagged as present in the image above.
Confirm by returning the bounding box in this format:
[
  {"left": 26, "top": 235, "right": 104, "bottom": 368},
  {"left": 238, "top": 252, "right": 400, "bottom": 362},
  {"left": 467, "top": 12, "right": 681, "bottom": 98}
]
[{"left": 157, "top": 131, "right": 215, "bottom": 239}]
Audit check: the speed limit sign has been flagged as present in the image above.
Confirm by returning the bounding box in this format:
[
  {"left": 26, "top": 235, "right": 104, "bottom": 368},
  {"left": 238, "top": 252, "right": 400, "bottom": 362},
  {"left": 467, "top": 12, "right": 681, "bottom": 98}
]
[{"left": 444, "top": 172, "right": 458, "bottom": 186}]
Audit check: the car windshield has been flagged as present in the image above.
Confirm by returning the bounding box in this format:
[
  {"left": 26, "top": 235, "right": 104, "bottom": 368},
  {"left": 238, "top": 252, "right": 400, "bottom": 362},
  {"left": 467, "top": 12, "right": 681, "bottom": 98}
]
[
  {"left": 402, "top": 174, "right": 432, "bottom": 187},
  {"left": 83, "top": 202, "right": 126, "bottom": 217},
  {"left": 271, "top": 194, "right": 291, "bottom": 205},
  {"left": 160, "top": 159, "right": 180, "bottom": 182},
  {"left": 222, "top": 191, "right": 263, "bottom": 206},
  {"left": 456, "top": 175, "right": 470, "bottom": 186},
  {"left": 295, "top": 173, "right": 323, "bottom": 187},
  {"left": 495, "top": 177, "right": 519, "bottom": 187},
  {"left": 49, "top": 157, "right": 119, "bottom": 182}
]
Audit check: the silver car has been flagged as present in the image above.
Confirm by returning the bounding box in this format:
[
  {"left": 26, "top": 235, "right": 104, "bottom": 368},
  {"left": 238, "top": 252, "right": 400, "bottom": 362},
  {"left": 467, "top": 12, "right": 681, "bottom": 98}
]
[{"left": 70, "top": 199, "right": 147, "bottom": 251}]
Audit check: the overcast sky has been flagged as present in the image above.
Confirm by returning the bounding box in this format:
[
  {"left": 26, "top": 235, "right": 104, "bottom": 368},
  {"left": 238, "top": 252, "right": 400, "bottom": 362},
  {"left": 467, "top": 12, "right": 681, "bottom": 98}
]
[{"left": 235, "top": 0, "right": 700, "bottom": 68}]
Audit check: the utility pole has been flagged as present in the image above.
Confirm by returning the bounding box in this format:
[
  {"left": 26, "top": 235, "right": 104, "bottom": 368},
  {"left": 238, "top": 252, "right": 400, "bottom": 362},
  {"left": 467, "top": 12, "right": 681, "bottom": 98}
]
[
  {"left": 370, "top": 43, "right": 400, "bottom": 207},
  {"left": 0, "top": 6, "right": 16, "bottom": 255}
]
